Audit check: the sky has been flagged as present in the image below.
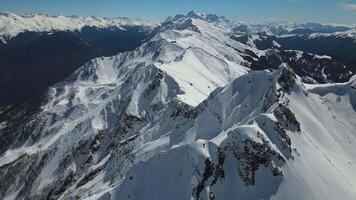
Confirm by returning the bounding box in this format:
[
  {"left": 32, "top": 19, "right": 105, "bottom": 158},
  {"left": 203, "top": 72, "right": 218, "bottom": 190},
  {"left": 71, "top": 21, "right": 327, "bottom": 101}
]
[{"left": 0, "top": 0, "right": 356, "bottom": 24}]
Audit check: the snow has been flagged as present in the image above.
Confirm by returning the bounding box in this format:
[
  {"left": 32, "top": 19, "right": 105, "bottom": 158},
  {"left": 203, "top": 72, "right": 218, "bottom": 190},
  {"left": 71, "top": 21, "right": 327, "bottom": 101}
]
[
  {"left": 277, "top": 79, "right": 356, "bottom": 199},
  {"left": 272, "top": 40, "right": 281, "bottom": 48},
  {"left": 0, "top": 11, "right": 156, "bottom": 42},
  {"left": 135, "top": 70, "right": 355, "bottom": 198},
  {"left": 313, "top": 54, "right": 332, "bottom": 60},
  {"left": 152, "top": 18, "right": 252, "bottom": 106},
  {"left": 105, "top": 68, "right": 356, "bottom": 200},
  {"left": 286, "top": 50, "right": 304, "bottom": 60},
  {"left": 309, "top": 29, "right": 356, "bottom": 39},
  {"left": 234, "top": 21, "right": 355, "bottom": 37}
]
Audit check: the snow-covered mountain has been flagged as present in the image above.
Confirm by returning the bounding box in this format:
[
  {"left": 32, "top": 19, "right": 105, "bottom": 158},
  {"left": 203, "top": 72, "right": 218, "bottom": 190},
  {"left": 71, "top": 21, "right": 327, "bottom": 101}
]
[
  {"left": 231, "top": 21, "right": 356, "bottom": 83},
  {"left": 233, "top": 22, "right": 356, "bottom": 65},
  {"left": 233, "top": 21, "right": 355, "bottom": 36},
  {"left": 0, "top": 11, "right": 155, "bottom": 43},
  {"left": 1, "top": 11, "right": 355, "bottom": 106},
  {"left": 0, "top": 11, "right": 356, "bottom": 200}
]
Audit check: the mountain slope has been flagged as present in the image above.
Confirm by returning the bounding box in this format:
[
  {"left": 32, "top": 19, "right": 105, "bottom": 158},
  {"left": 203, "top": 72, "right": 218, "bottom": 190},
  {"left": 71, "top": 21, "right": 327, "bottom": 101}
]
[
  {"left": 0, "top": 14, "right": 250, "bottom": 199},
  {"left": 0, "top": 13, "right": 155, "bottom": 106},
  {"left": 109, "top": 67, "right": 356, "bottom": 200},
  {"left": 0, "top": 12, "right": 356, "bottom": 200}
]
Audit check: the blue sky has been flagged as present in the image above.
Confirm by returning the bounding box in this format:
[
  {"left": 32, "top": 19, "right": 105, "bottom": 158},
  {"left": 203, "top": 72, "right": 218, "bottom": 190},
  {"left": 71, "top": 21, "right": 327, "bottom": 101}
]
[{"left": 0, "top": 0, "right": 356, "bottom": 24}]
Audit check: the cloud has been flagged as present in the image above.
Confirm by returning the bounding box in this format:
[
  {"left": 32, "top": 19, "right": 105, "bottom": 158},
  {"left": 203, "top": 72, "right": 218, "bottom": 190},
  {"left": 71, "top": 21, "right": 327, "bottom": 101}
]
[{"left": 339, "top": 2, "right": 356, "bottom": 11}]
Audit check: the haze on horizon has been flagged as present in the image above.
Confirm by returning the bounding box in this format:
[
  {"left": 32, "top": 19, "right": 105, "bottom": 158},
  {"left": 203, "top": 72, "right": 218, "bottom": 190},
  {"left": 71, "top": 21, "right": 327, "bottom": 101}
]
[{"left": 0, "top": 0, "right": 356, "bottom": 25}]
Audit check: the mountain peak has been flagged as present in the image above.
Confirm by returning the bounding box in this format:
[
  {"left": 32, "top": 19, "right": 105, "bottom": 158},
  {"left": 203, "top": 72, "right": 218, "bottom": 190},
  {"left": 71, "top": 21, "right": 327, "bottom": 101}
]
[
  {"left": 186, "top": 11, "right": 229, "bottom": 23},
  {"left": 0, "top": 11, "right": 18, "bottom": 17},
  {"left": 165, "top": 11, "right": 229, "bottom": 23},
  {"left": 186, "top": 10, "right": 204, "bottom": 19}
]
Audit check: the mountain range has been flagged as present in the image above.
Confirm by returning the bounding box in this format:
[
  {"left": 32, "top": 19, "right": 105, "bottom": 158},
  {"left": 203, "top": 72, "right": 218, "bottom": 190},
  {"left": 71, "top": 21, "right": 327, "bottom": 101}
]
[{"left": 0, "top": 11, "right": 356, "bottom": 200}]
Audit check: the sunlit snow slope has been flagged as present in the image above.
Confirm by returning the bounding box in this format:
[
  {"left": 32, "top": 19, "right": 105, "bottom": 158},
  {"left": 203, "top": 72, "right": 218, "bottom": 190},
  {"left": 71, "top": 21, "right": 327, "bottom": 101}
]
[{"left": 0, "top": 12, "right": 355, "bottom": 200}]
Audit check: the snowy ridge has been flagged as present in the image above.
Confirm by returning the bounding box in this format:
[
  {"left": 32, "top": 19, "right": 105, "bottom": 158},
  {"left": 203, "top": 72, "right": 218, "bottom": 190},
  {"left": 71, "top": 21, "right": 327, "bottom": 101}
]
[
  {"left": 0, "top": 14, "right": 252, "bottom": 199},
  {"left": 0, "top": 11, "right": 156, "bottom": 42},
  {"left": 0, "top": 12, "right": 356, "bottom": 200},
  {"left": 233, "top": 21, "right": 355, "bottom": 36},
  {"left": 109, "top": 67, "right": 356, "bottom": 200},
  {"left": 0, "top": 13, "right": 251, "bottom": 165},
  {"left": 1, "top": 11, "right": 355, "bottom": 43},
  {"left": 309, "top": 28, "right": 356, "bottom": 39}
]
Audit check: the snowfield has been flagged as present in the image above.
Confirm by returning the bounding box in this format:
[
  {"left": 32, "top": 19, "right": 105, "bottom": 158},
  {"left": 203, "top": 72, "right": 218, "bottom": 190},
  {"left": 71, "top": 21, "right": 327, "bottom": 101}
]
[{"left": 0, "top": 12, "right": 356, "bottom": 200}]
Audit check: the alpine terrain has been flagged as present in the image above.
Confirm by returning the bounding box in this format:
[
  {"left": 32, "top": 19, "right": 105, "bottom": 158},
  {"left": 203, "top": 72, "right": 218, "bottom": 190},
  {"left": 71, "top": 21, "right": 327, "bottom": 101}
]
[
  {"left": 0, "top": 11, "right": 356, "bottom": 200},
  {"left": 0, "top": 12, "right": 156, "bottom": 105}
]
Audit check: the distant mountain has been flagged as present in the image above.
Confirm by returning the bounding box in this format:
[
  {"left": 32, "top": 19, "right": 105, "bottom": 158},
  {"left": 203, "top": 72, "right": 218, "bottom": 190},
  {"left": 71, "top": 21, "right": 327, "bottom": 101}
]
[
  {"left": 1, "top": 11, "right": 356, "bottom": 200},
  {"left": 233, "top": 22, "right": 356, "bottom": 62},
  {"left": 0, "top": 12, "right": 155, "bottom": 42},
  {"left": 1, "top": 12, "right": 356, "bottom": 106},
  {"left": 233, "top": 21, "right": 354, "bottom": 35}
]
